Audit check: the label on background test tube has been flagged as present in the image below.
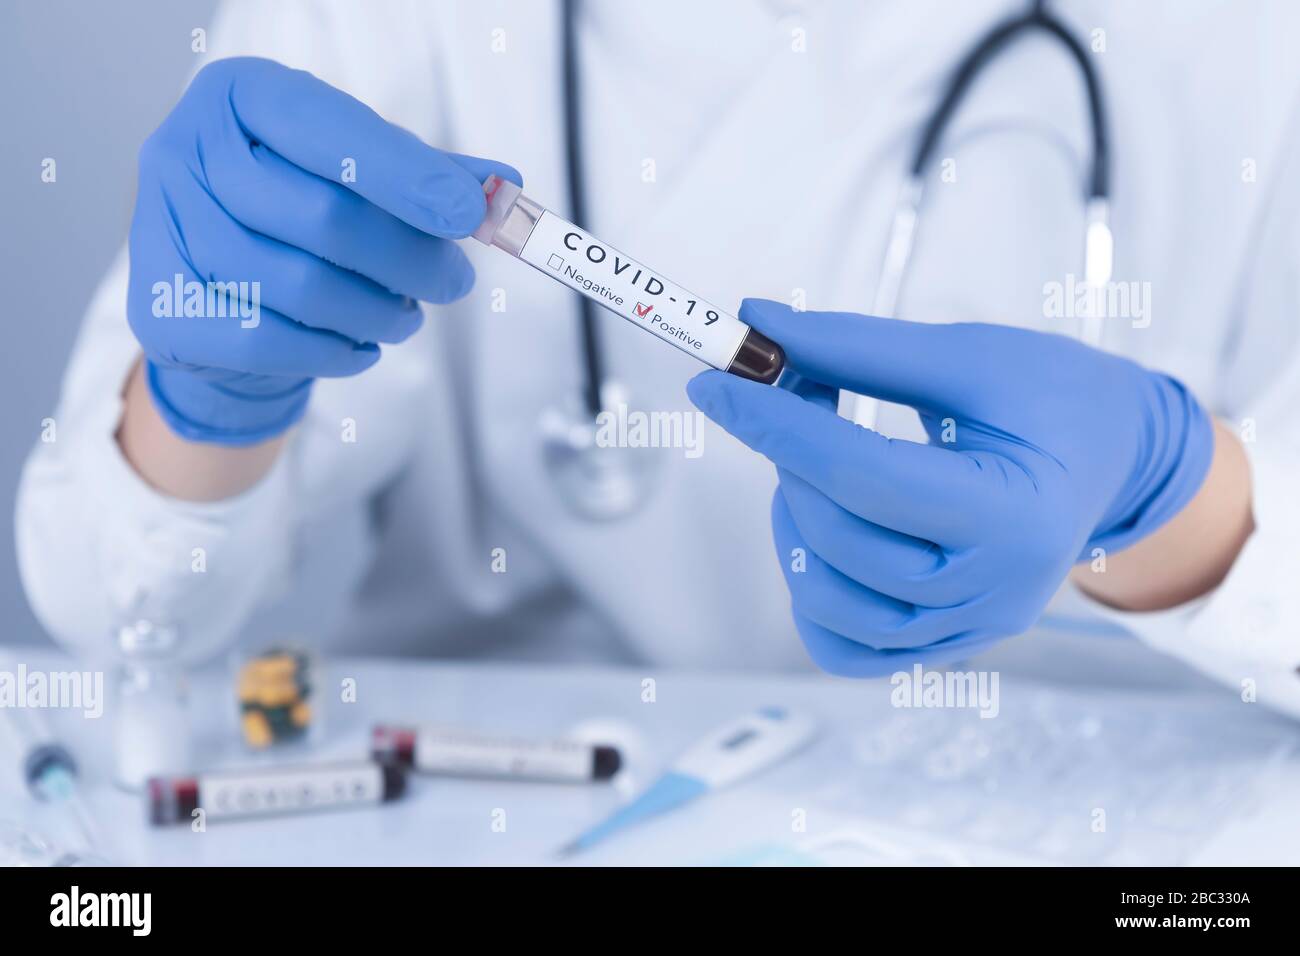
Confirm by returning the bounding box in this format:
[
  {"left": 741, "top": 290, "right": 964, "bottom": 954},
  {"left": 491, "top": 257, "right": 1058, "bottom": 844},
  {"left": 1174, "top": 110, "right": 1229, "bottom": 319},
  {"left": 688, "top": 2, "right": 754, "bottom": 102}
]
[
  {"left": 147, "top": 760, "right": 404, "bottom": 825},
  {"left": 473, "top": 176, "right": 785, "bottom": 384},
  {"left": 372, "top": 725, "right": 621, "bottom": 782}
]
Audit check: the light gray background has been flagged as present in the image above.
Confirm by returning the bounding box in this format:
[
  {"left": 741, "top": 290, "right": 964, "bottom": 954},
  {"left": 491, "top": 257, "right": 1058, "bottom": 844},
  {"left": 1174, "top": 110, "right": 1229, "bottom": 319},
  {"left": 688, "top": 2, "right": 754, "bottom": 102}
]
[{"left": 2, "top": 0, "right": 217, "bottom": 645}]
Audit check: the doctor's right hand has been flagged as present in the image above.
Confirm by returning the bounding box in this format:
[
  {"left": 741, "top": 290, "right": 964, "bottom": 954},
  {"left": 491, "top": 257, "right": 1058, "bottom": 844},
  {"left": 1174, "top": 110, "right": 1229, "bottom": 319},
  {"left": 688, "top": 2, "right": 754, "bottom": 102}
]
[
  {"left": 689, "top": 300, "right": 1216, "bottom": 676},
  {"left": 127, "top": 57, "right": 519, "bottom": 446}
]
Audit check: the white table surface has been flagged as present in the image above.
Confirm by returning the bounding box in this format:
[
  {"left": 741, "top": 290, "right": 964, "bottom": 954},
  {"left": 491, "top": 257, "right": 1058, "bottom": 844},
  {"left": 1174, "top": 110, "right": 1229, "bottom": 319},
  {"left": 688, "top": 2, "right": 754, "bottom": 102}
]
[{"left": 3, "top": 647, "right": 1298, "bottom": 866}]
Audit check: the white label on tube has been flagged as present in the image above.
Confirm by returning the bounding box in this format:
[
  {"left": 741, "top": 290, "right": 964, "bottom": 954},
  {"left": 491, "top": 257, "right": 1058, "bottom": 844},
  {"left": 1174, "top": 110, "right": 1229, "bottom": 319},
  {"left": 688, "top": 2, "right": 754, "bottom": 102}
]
[
  {"left": 414, "top": 730, "right": 591, "bottom": 780},
  {"left": 198, "top": 763, "right": 384, "bottom": 820},
  {"left": 517, "top": 210, "right": 749, "bottom": 370}
]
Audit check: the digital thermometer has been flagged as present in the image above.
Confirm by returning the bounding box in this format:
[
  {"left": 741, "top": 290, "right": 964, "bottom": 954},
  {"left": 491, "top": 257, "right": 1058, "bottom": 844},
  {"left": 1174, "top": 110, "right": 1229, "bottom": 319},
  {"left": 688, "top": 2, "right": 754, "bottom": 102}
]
[{"left": 557, "top": 707, "right": 817, "bottom": 858}]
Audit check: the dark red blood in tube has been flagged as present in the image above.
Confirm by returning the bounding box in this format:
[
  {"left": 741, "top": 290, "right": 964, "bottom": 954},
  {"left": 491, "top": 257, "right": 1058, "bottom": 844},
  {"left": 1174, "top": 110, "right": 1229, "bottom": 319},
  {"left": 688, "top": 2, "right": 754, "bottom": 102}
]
[
  {"left": 371, "top": 725, "right": 416, "bottom": 767},
  {"left": 727, "top": 327, "right": 786, "bottom": 384},
  {"left": 148, "top": 775, "right": 199, "bottom": 825}
]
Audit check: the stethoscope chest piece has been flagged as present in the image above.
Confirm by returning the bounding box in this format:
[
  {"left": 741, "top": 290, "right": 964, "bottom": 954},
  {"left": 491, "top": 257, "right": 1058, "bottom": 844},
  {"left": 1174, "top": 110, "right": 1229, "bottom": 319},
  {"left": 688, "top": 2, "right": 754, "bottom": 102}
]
[{"left": 539, "top": 381, "right": 664, "bottom": 522}]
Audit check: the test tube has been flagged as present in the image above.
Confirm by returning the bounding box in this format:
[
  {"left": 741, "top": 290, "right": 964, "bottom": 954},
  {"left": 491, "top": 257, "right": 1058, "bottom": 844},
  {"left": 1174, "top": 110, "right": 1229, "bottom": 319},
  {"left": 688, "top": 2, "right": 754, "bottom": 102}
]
[
  {"left": 371, "top": 724, "right": 621, "bottom": 783},
  {"left": 147, "top": 760, "right": 405, "bottom": 825},
  {"left": 473, "top": 175, "right": 785, "bottom": 384}
]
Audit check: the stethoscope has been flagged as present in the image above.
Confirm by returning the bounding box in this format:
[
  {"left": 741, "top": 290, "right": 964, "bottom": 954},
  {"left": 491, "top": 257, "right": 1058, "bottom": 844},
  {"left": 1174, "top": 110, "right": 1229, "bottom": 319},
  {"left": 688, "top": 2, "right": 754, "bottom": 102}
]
[{"left": 542, "top": 0, "right": 1111, "bottom": 518}]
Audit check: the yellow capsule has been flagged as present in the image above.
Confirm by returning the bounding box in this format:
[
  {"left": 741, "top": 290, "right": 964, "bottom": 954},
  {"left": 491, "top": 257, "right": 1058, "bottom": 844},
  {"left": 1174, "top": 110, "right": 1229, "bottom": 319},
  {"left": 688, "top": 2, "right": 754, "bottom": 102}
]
[
  {"left": 290, "top": 700, "right": 312, "bottom": 728},
  {"left": 242, "top": 709, "right": 273, "bottom": 749}
]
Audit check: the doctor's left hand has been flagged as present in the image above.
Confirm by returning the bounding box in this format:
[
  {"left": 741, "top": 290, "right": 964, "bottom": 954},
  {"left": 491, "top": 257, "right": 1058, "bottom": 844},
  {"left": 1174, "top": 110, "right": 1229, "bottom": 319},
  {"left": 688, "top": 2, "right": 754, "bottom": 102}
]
[{"left": 688, "top": 299, "right": 1216, "bottom": 676}]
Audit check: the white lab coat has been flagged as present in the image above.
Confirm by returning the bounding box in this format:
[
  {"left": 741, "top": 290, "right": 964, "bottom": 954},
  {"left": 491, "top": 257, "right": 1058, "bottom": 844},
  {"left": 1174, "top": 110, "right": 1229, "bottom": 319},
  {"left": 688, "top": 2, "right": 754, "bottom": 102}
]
[{"left": 15, "top": 1, "right": 1300, "bottom": 713}]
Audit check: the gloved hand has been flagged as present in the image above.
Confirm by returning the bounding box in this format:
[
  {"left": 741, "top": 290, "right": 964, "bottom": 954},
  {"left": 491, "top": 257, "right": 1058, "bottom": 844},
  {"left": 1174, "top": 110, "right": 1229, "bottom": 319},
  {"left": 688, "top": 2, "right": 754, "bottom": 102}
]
[
  {"left": 688, "top": 300, "right": 1214, "bottom": 676},
  {"left": 128, "top": 57, "right": 519, "bottom": 445}
]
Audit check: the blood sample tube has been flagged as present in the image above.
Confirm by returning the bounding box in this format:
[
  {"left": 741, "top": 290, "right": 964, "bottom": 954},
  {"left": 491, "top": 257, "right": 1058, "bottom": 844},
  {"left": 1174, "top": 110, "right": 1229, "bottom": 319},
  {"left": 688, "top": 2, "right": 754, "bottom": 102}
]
[
  {"left": 473, "top": 175, "right": 785, "bottom": 384},
  {"left": 371, "top": 725, "right": 621, "bottom": 783},
  {"left": 147, "top": 760, "right": 405, "bottom": 825}
]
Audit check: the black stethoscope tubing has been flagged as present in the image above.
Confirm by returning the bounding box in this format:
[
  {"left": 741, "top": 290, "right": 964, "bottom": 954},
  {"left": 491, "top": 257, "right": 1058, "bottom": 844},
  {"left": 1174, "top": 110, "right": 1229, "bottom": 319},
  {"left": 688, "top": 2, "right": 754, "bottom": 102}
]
[{"left": 558, "top": 0, "right": 1109, "bottom": 421}]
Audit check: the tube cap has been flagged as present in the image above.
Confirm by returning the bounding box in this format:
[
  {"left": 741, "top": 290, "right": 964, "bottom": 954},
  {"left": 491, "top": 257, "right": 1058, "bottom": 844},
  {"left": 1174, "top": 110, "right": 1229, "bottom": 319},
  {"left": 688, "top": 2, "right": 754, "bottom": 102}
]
[
  {"left": 472, "top": 175, "right": 523, "bottom": 245},
  {"left": 592, "top": 745, "right": 622, "bottom": 781},
  {"left": 728, "top": 327, "right": 786, "bottom": 384}
]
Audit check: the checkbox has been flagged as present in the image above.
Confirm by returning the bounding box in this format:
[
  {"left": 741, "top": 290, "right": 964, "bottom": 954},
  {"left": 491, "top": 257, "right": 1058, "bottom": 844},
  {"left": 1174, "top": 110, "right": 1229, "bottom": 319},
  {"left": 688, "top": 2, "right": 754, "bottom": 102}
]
[{"left": 547, "top": 254, "right": 565, "bottom": 270}]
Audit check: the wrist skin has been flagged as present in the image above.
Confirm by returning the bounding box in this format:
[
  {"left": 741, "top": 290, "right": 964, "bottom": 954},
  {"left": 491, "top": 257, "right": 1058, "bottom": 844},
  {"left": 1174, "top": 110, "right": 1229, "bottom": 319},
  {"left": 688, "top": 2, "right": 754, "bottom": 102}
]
[
  {"left": 1071, "top": 419, "right": 1255, "bottom": 612},
  {"left": 117, "top": 357, "right": 286, "bottom": 502}
]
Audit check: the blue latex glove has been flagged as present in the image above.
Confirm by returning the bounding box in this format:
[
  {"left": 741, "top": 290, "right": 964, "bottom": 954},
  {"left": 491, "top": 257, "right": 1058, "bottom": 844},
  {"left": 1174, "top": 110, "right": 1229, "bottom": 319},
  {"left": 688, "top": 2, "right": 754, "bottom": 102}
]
[
  {"left": 128, "top": 57, "right": 519, "bottom": 445},
  {"left": 688, "top": 300, "right": 1214, "bottom": 676}
]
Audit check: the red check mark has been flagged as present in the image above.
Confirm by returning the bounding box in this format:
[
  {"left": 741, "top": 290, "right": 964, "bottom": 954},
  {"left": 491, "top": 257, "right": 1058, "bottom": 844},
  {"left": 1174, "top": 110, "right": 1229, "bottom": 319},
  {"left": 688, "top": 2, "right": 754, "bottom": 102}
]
[{"left": 634, "top": 302, "right": 653, "bottom": 318}]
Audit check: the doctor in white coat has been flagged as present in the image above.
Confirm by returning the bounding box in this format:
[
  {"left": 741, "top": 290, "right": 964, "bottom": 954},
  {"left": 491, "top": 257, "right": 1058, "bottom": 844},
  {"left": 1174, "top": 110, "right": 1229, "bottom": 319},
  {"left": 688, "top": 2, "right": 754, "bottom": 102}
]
[{"left": 14, "top": 0, "right": 1300, "bottom": 715}]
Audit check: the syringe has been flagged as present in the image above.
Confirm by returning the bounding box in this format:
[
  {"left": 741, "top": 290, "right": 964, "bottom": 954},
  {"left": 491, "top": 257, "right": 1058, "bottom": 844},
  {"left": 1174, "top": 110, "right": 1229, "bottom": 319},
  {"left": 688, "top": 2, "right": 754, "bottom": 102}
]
[{"left": 0, "top": 707, "right": 103, "bottom": 859}]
